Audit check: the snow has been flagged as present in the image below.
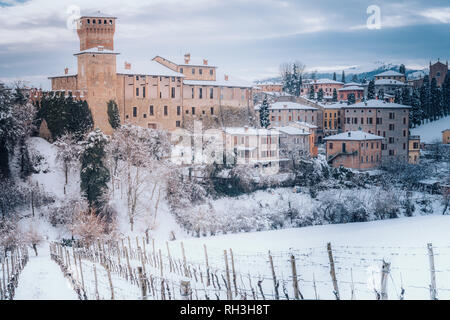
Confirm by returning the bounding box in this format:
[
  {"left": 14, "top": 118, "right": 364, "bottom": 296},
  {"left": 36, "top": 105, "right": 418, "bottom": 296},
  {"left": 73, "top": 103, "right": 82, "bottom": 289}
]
[
  {"left": 411, "top": 115, "right": 450, "bottom": 143},
  {"left": 275, "top": 126, "right": 310, "bottom": 136},
  {"left": 223, "top": 127, "right": 281, "bottom": 136},
  {"left": 324, "top": 130, "right": 384, "bottom": 141},
  {"left": 14, "top": 243, "right": 78, "bottom": 300},
  {"left": 348, "top": 99, "right": 411, "bottom": 109},
  {"left": 375, "top": 70, "right": 404, "bottom": 77},
  {"left": 254, "top": 101, "right": 317, "bottom": 111},
  {"left": 323, "top": 102, "right": 345, "bottom": 109},
  {"left": 314, "top": 78, "right": 344, "bottom": 85},
  {"left": 116, "top": 60, "right": 184, "bottom": 78},
  {"left": 374, "top": 79, "right": 406, "bottom": 86},
  {"left": 183, "top": 76, "right": 252, "bottom": 88},
  {"left": 338, "top": 86, "right": 364, "bottom": 91}
]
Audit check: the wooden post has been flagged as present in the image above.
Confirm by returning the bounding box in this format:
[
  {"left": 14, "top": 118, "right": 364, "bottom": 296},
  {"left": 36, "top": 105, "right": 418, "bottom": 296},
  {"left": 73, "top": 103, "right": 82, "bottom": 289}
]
[
  {"left": 290, "top": 254, "right": 299, "bottom": 300},
  {"left": 106, "top": 265, "right": 115, "bottom": 300},
  {"left": 152, "top": 239, "right": 156, "bottom": 268},
  {"left": 380, "top": 260, "right": 390, "bottom": 300},
  {"left": 137, "top": 267, "right": 147, "bottom": 300},
  {"left": 125, "top": 247, "right": 132, "bottom": 282},
  {"left": 159, "top": 249, "right": 164, "bottom": 278},
  {"left": 204, "top": 244, "right": 210, "bottom": 287},
  {"left": 180, "top": 279, "right": 191, "bottom": 300},
  {"left": 268, "top": 251, "right": 279, "bottom": 300},
  {"left": 224, "top": 250, "right": 232, "bottom": 300},
  {"left": 166, "top": 241, "right": 173, "bottom": 273},
  {"left": 327, "top": 242, "right": 340, "bottom": 300},
  {"left": 230, "top": 248, "right": 238, "bottom": 297},
  {"left": 78, "top": 254, "right": 85, "bottom": 295},
  {"left": 427, "top": 243, "right": 438, "bottom": 300},
  {"left": 312, "top": 273, "right": 318, "bottom": 300},
  {"left": 93, "top": 264, "right": 99, "bottom": 300},
  {"left": 181, "top": 242, "right": 188, "bottom": 277}
]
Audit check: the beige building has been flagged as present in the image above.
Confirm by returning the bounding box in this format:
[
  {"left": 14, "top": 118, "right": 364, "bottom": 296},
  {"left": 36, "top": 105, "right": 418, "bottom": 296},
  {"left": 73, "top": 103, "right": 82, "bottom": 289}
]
[
  {"left": 223, "top": 127, "right": 281, "bottom": 170},
  {"left": 408, "top": 135, "right": 420, "bottom": 164},
  {"left": 254, "top": 101, "right": 318, "bottom": 128},
  {"left": 443, "top": 129, "right": 450, "bottom": 144},
  {"left": 48, "top": 13, "right": 253, "bottom": 135}
]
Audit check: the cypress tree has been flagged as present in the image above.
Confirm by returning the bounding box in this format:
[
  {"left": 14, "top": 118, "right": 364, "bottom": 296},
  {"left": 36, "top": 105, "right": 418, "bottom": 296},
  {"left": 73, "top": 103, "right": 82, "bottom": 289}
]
[
  {"left": 347, "top": 93, "right": 355, "bottom": 105},
  {"left": 317, "top": 88, "right": 324, "bottom": 102},
  {"left": 401, "top": 87, "right": 411, "bottom": 106},
  {"left": 420, "top": 75, "right": 430, "bottom": 123},
  {"left": 332, "top": 88, "right": 338, "bottom": 102},
  {"left": 367, "top": 80, "right": 375, "bottom": 100},
  {"left": 259, "top": 95, "right": 270, "bottom": 128},
  {"left": 341, "top": 71, "right": 346, "bottom": 83},
  {"left": 309, "top": 86, "right": 315, "bottom": 100},
  {"left": 80, "top": 129, "right": 110, "bottom": 211},
  {"left": 377, "top": 88, "right": 384, "bottom": 100},
  {"left": 443, "top": 72, "right": 450, "bottom": 116},
  {"left": 410, "top": 88, "right": 422, "bottom": 128},
  {"left": 333, "top": 72, "right": 337, "bottom": 81},
  {"left": 107, "top": 99, "right": 121, "bottom": 129},
  {"left": 430, "top": 77, "right": 440, "bottom": 121}
]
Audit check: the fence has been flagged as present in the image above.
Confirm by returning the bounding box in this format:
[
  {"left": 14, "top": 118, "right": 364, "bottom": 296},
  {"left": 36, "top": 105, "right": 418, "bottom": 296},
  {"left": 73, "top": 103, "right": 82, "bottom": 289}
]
[
  {"left": 0, "top": 246, "right": 29, "bottom": 300},
  {"left": 49, "top": 237, "right": 450, "bottom": 300}
]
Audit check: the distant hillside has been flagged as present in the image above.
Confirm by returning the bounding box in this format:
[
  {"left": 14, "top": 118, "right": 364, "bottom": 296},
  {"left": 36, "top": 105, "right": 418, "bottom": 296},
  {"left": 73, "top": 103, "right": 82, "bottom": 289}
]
[{"left": 256, "top": 61, "right": 428, "bottom": 84}]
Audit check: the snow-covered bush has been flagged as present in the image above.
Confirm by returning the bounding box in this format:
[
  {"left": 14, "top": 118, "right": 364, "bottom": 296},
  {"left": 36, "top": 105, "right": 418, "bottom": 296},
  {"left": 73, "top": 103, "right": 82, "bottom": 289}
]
[
  {"left": 70, "top": 209, "right": 114, "bottom": 245},
  {"left": 48, "top": 193, "right": 88, "bottom": 227}
]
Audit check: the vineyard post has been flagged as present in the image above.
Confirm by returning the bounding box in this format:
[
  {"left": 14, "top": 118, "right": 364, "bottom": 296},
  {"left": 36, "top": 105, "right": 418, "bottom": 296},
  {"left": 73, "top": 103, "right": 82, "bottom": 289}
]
[
  {"left": 380, "top": 260, "right": 390, "bottom": 300},
  {"left": 180, "top": 279, "right": 192, "bottom": 300},
  {"left": 181, "top": 242, "right": 188, "bottom": 277},
  {"left": 159, "top": 249, "right": 164, "bottom": 278},
  {"left": 327, "top": 242, "right": 340, "bottom": 300},
  {"left": 125, "top": 246, "right": 132, "bottom": 282},
  {"left": 137, "top": 267, "right": 147, "bottom": 300},
  {"left": 93, "top": 264, "right": 99, "bottom": 300},
  {"left": 290, "top": 254, "right": 299, "bottom": 300},
  {"left": 106, "top": 264, "right": 115, "bottom": 300},
  {"left": 166, "top": 241, "right": 173, "bottom": 273},
  {"left": 427, "top": 243, "right": 438, "bottom": 300},
  {"left": 224, "top": 250, "right": 232, "bottom": 300},
  {"left": 230, "top": 248, "right": 238, "bottom": 297},
  {"left": 204, "top": 244, "right": 210, "bottom": 287},
  {"left": 78, "top": 253, "right": 85, "bottom": 295},
  {"left": 268, "top": 251, "right": 279, "bottom": 300}
]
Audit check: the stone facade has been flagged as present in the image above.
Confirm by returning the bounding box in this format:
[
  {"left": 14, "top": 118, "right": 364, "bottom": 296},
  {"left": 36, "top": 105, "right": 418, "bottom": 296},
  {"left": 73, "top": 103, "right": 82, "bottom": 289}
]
[
  {"left": 343, "top": 100, "right": 411, "bottom": 163},
  {"left": 429, "top": 60, "right": 448, "bottom": 87},
  {"left": 324, "top": 131, "right": 383, "bottom": 170},
  {"left": 47, "top": 14, "right": 253, "bottom": 135}
]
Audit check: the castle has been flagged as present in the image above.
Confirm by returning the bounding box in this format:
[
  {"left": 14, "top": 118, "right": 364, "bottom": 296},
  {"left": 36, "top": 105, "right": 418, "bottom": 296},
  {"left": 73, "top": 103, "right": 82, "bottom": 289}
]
[{"left": 48, "top": 13, "right": 254, "bottom": 134}]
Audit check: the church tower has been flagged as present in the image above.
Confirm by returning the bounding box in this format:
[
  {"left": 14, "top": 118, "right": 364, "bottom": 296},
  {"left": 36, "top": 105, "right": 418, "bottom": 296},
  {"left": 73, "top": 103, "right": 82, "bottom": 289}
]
[{"left": 75, "top": 13, "right": 119, "bottom": 134}]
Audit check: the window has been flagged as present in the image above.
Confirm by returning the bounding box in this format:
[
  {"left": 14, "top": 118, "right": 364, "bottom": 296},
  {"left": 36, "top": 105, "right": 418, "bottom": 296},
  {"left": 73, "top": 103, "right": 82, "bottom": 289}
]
[
  {"left": 176, "top": 121, "right": 181, "bottom": 128},
  {"left": 199, "top": 88, "right": 203, "bottom": 99},
  {"left": 389, "top": 137, "right": 394, "bottom": 144},
  {"left": 389, "top": 150, "right": 395, "bottom": 156},
  {"left": 149, "top": 105, "right": 154, "bottom": 116},
  {"left": 210, "top": 88, "right": 214, "bottom": 99},
  {"left": 389, "top": 112, "right": 395, "bottom": 119},
  {"left": 142, "top": 87, "right": 146, "bottom": 98},
  {"left": 143, "top": 114, "right": 147, "bottom": 118},
  {"left": 329, "top": 142, "right": 333, "bottom": 150},
  {"left": 210, "top": 69, "right": 213, "bottom": 75},
  {"left": 191, "top": 88, "right": 194, "bottom": 99},
  {"left": 133, "top": 107, "right": 137, "bottom": 117},
  {"left": 403, "top": 130, "right": 406, "bottom": 137},
  {"left": 210, "top": 107, "right": 214, "bottom": 115},
  {"left": 361, "top": 118, "right": 364, "bottom": 125},
  {"left": 136, "top": 88, "right": 139, "bottom": 97},
  {"left": 136, "top": 76, "right": 139, "bottom": 81},
  {"left": 171, "top": 87, "right": 175, "bottom": 98},
  {"left": 177, "top": 106, "right": 181, "bottom": 116},
  {"left": 199, "top": 69, "right": 203, "bottom": 75},
  {"left": 192, "top": 107, "right": 195, "bottom": 115},
  {"left": 403, "top": 117, "right": 407, "bottom": 125},
  {"left": 389, "top": 124, "right": 395, "bottom": 131},
  {"left": 164, "top": 106, "right": 168, "bottom": 116},
  {"left": 368, "top": 117, "right": 373, "bottom": 124},
  {"left": 192, "top": 68, "right": 195, "bottom": 75},
  {"left": 180, "top": 68, "right": 183, "bottom": 73},
  {"left": 403, "top": 143, "right": 406, "bottom": 150},
  {"left": 376, "top": 117, "right": 382, "bottom": 124}
]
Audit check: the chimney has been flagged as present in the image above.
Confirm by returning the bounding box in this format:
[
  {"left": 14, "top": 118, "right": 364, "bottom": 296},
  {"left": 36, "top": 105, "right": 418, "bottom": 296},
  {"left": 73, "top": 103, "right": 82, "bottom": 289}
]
[
  {"left": 184, "top": 53, "right": 191, "bottom": 64},
  {"left": 64, "top": 67, "right": 69, "bottom": 75},
  {"left": 244, "top": 125, "right": 249, "bottom": 132},
  {"left": 224, "top": 75, "right": 229, "bottom": 81},
  {"left": 203, "top": 59, "right": 208, "bottom": 66},
  {"left": 124, "top": 62, "right": 131, "bottom": 70}
]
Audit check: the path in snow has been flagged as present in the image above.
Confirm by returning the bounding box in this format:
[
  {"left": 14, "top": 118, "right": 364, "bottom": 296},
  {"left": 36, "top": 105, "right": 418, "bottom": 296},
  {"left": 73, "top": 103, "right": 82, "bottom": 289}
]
[{"left": 14, "top": 243, "right": 78, "bottom": 300}]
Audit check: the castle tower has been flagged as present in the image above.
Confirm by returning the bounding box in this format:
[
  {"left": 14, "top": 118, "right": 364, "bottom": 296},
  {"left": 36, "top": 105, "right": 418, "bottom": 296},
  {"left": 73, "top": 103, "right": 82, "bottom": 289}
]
[
  {"left": 75, "top": 13, "right": 119, "bottom": 134},
  {"left": 77, "top": 13, "right": 117, "bottom": 51}
]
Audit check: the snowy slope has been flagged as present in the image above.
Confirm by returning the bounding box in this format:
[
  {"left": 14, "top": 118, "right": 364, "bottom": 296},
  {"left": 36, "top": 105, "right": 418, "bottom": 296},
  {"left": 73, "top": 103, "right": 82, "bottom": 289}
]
[{"left": 411, "top": 116, "right": 450, "bottom": 143}]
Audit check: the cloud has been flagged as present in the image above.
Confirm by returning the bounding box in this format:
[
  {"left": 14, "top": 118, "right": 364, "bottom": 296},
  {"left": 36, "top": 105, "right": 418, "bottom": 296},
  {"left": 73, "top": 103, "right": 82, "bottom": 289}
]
[{"left": 421, "top": 8, "right": 450, "bottom": 23}]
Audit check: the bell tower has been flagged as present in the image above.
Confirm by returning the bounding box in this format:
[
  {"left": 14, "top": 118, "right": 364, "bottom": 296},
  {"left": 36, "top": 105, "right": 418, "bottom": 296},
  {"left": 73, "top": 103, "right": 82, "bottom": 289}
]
[{"left": 77, "top": 13, "right": 117, "bottom": 51}]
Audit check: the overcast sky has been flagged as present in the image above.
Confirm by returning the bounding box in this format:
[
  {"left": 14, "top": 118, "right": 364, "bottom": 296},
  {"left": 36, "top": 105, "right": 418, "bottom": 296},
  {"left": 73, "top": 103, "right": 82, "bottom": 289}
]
[{"left": 0, "top": 0, "right": 449, "bottom": 89}]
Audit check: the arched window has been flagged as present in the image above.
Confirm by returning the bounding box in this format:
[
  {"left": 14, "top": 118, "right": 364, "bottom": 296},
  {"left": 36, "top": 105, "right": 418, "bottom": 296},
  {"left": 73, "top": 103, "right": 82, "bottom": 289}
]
[{"left": 87, "top": 19, "right": 90, "bottom": 24}]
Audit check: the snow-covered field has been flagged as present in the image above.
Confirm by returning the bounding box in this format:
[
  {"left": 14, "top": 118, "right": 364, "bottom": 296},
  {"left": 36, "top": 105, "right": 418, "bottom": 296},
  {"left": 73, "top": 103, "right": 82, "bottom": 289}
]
[{"left": 411, "top": 115, "right": 450, "bottom": 143}]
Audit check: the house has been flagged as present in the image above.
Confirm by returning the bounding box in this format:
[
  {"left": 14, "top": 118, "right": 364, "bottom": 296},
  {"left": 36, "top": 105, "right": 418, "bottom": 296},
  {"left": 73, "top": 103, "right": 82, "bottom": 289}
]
[
  {"left": 338, "top": 85, "right": 364, "bottom": 102},
  {"left": 290, "top": 121, "right": 318, "bottom": 156},
  {"left": 254, "top": 101, "right": 318, "bottom": 128},
  {"left": 324, "top": 131, "right": 384, "bottom": 170},
  {"left": 312, "top": 79, "right": 344, "bottom": 96},
  {"left": 223, "top": 127, "right": 281, "bottom": 172},
  {"left": 343, "top": 100, "right": 411, "bottom": 163},
  {"left": 275, "top": 126, "right": 311, "bottom": 168},
  {"left": 408, "top": 135, "right": 421, "bottom": 164},
  {"left": 374, "top": 70, "right": 406, "bottom": 83},
  {"left": 443, "top": 129, "right": 450, "bottom": 144}
]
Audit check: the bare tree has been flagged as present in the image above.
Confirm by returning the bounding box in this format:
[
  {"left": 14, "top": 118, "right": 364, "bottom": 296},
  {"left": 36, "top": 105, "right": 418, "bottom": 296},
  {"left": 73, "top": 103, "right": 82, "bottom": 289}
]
[
  {"left": 24, "top": 224, "right": 43, "bottom": 256},
  {"left": 54, "top": 133, "right": 82, "bottom": 194}
]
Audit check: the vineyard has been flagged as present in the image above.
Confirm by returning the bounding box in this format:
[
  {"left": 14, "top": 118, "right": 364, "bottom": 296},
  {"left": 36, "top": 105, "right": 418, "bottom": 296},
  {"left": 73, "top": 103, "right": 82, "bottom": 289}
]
[{"left": 47, "top": 235, "right": 450, "bottom": 300}]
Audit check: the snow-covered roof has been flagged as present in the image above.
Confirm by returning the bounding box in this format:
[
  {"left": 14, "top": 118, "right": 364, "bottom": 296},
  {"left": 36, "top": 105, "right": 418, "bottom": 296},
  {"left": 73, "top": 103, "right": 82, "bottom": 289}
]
[
  {"left": 345, "top": 99, "right": 411, "bottom": 109},
  {"left": 324, "top": 130, "right": 384, "bottom": 141},
  {"left": 74, "top": 46, "right": 119, "bottom": 56},
  {"left": 323, "top": 102, "right": 345, "bottom": 109},
  {"left": 155, "top": 55, "right": 217, "bottom": 68},
  {"left": 224, "top": 127, "right": 281, "bottom": 136},
  {"left": 80, "top": 11, "right": 117, "bottom": 18},
  {"left": 374, "top": 79, "right": 406, "bottom": 86},
  {"left": 256, "top": 81, "right": 283, "bottom": 86},
  {"left": 184, "top": 76, "right": 252, "bottom": 88},
  {"left": 275, "top": 126, "right": 311, "bottom": 136},
  {"left": 375, "top": 70, "right": 404, "bottom": 77},
  {"left": 338, "top": 86, "right": 364, "bottom": 91},
  {"left": 294, "top": 121, "right": 318, "bottom": 129},
  {"left": 343, "top": 82, "right": 361, "bottom": 87},
  {"left": 254, "top": 101, "right": 317, "bottom": 111},
  {"left": 314, "top": 79, "right": 344, "bottom": 85},
  {"left": 48, "top": 74, "right": 77, "bottom": 79},
  {"left": 117, "top": 60, "right": 185, "bottom": 77}
]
